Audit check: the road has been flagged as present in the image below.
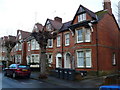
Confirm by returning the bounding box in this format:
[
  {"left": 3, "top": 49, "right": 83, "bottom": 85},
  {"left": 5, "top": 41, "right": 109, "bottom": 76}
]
[{"left": 1, "top": 72, "right": 69, "bottom": 89}]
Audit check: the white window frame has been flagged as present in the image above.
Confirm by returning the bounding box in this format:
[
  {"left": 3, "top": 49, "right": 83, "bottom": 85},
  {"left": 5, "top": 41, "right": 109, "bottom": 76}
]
[
  {"left": 31, "top": 39, "right": 39, "bottom": 50},
  {"left": 28, "top": 42, "right": 30, "bottom": 51},
  {"left": 76, "top": 28, "right": 91, "bottom": 43},
  {"left": 31, "top": 39, "right": 35, "bottom": 50},
  {"left": 57, "top": 36, "right": 61, "bottom": 47},
  {"left": 19, "top": 43, "right": 22, "bottom": 51},
  {"left": 35, "top": 41, "right": 39, "bottom": 50},
  {"left": 76, "top": 49, "right": 92, "bottom": 68},
  {"left": 78, "top": 13, "right": 86, "bottom": 22},
  {"left": 76, "top": 29, "right": 84, "bottom": 43},
  {"left": 31, "top": 54, "right": 39, "bottom": 64},
  {"left": 47, "top": 39, "right": 53, "bottom": 48},
  {"left": 47, "top": 54, "right": 53, "bottom": 67},
  {"left": 65, "top": 33, "right": 70, "bottom": 46},
  {"left": 16, "top": 44, "right": 19, "bottom": 51},
  {"left": 112, "top": 53, "right": 116, "bottom": 65},
  {"left": 85, "top": 29, "right": 91, "bottom": 42}
]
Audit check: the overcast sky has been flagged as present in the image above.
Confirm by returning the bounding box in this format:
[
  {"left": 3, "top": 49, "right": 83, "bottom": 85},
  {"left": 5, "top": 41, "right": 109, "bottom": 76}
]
[{"left": 0, "top": 0, "right": 119, "bottom": 37}]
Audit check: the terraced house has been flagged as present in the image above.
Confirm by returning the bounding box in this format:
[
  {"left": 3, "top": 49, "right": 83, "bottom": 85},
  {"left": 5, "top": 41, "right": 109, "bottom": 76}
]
[
  {"left": 26, "top": 0, "right": 120, "bottom": 75},
  {"left": 1, "top": 0, "right": 120, "bottom": 75}
]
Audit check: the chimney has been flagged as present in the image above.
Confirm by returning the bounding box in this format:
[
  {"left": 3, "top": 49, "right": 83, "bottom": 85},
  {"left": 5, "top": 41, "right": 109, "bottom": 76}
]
[
  {"left": 54, "top": 16, "right": 62, "bottom": 23},
  {"left": 103, "top": 0, "right": 112, "bottom": 15}
]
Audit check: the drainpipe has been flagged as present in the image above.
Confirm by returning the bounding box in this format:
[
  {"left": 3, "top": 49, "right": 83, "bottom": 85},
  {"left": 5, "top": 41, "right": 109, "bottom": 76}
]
[
  {"left": 61, "top": 31, "right": 64, "bottom": 68},
  {"left": 118, "top": 29, "right": 120, "bottom": 73},
  {"left": 96, "top": 24, "right": 99, "bottom": 76}
]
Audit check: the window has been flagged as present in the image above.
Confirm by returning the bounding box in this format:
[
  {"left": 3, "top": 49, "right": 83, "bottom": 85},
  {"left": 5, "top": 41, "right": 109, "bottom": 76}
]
[
  {"left": 36, "top": 41, "right": 39, "bottom": 50},
  {"left": 57, "top": 36, "right": 61, "bottom": 47},
  {"left": 76, "top": 28, "right": 91, "bottom": 43},
  {"left": 47, "top": 39, "right": 53, "bottom": 48},
  {"left": 77, "top": 50, "right": 91, "bottom": 68},
  {"left": 28, "top": 42, "right": 30, "bottom": 51},
  {"left": 78, "top": 13, "right": 86, "bottom": 22},
  {"left": 15, "top": 55, "right": 21, "bottom": 64},
  {"left": 31, "top": 39, "right": 39, "bottom": 50},
  {"left": 65, "top": 33, "right": 70, "bottom": 46},
  {"left": 47, "top": 54, "right": 53, "bottom": 67},
  {"left": 31, "top": 54, "right": 39, "bottom": 64},
  {"left": 16, "top": 44, "right": 18, "bottom": 51},
  {"left": 76, "top": 29, "right": 84, "bottom": 43},
  {"left": 19, "top": 43, "right": 22, "bottom": 50},
  {"left": 31, "top": 39, "right": 35, "bottom": 50},
  {"left": 85, "top": 29, "right": 91, "bottom": 42},
  {"left": 112, "top": 53, "right": 116, "bottom": 65}
]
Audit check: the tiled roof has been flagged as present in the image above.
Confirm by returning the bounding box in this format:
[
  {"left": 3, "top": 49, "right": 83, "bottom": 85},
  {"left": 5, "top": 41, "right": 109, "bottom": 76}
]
[
  {"left": 59, "top": 20, "right": 72, "bottom": 32},
  {"left": 49, "top": 19, "right": 63, "bottom": 30},
  {"left": 33, "top": 23, "right": 43, "bottom": 32},
  {"left": 17, "top": 30, "right": 31, "bottom": 41},
  {"left": 95, "top": 10, "right": 108, "bottom": 21},
  {"left": 72, "top": 5, "right": 97, "bottom": 24},
  {"left": 80, "top": 5, "right": 97, "bottom": 19}
]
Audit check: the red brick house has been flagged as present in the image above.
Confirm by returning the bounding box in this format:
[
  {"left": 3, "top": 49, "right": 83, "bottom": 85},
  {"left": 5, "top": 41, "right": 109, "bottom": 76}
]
[
  {"left": 1, "top": 35, "right": 16, "bottom": 67},
  {"left": 8, "top": 0, "right": 120, "bottom": 75},
  {"left": 11, "top": 30, "right": 31, "bottom": 65},
  {"left": 25, "top": 23, "right": 43, "bottom": 68},
  {"left": 42, "top": 0, "right": 120, "bottom": 75}
]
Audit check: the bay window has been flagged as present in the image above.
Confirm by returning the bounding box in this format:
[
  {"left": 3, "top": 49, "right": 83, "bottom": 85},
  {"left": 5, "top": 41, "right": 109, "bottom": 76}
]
[
  {"left": 77, "top": 49, "right": 91, "bottom": 68},
  {"left": 76, "top": 28, "right": 91, "bottom": 43}
]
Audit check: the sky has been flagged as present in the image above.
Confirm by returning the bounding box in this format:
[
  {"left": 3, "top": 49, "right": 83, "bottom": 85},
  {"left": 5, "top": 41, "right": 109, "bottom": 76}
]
[{"left": 0, "top": 0, "right": 119, "bottom": 37}]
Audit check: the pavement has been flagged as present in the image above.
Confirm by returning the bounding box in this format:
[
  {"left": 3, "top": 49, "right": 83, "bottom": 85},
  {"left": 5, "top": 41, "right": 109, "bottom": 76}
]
[{"left": 30, "top": 71, "right": 105, "bottom": 88}]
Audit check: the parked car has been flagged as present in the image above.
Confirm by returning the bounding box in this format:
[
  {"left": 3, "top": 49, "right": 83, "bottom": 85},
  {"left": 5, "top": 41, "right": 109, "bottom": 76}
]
[{"left": 4, "top": 64, "right": 31, "bottom": 78}]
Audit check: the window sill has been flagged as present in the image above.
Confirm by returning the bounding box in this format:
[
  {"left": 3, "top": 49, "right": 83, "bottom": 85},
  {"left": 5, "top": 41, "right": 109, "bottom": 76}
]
[
  {"left": 76, "top": 67, "right": 92, "bottom": 69},
  {"left": 57, "top": 46, "right": 61, "bottom": 48},
  {"left": 65, "top": 44, "right": 70, "bottom": 46},
  {"left": 47, "top": 46, "right": 53, "bottom": 48},
  {"left": 76, "top": 41, "right": 91, "bottom": 44}
]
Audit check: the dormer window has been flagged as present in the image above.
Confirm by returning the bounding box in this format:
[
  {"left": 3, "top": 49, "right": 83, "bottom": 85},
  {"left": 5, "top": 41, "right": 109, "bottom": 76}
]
[{"left": 78, "top": 13, "right": 86, "bottom": 22}]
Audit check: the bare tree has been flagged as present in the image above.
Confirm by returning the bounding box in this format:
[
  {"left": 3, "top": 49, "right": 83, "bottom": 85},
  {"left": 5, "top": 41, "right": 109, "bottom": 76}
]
[
  {"left": 2, "top": 36, "right": 16, "bottom": 67},
  {"left": 31, "top": 30, "right": 57, "bottom": 78}
]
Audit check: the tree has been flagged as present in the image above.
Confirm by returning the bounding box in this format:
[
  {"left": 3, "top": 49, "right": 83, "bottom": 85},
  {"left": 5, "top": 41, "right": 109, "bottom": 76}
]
[
  {"left": 2, "top": 36, "right": 16, "bottom": 67},
  {"left": 31, "top": 29, "right": 57, "bottom": 78}
]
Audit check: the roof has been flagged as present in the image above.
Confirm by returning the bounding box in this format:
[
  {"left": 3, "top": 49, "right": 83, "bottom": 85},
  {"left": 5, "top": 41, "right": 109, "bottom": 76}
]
[
  {"left": 69, "top": 20, "right": 91, "bottom": 30},
  {"left": 33, "top": 23, "right": 43, "bottom": 32},
  {"left": 72, "top": 5, "right": 97, "bottom": 24},
  {"left": 47, "top": 19, "right": 63, "bottom": 30},
  {"left": 79, "top": 5, "right": 96, "bottom": 19},
  {"left": 95, "top": 10, "right": 108, "bottom": 21},
  {"left": 17, "top": 30, "right": 31, "bottom": 41},
  {"left": 59, "top": 20, "right": 72, "bottom": 32}
]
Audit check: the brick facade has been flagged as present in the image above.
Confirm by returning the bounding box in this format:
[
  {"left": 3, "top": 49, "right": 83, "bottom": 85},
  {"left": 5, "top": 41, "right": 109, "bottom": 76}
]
[{"left": 1, "top": 0, "right": 120, "bottom": 75}]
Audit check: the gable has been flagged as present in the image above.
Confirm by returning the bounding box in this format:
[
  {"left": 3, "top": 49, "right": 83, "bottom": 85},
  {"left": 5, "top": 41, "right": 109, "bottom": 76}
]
[
  {"left": 45, "top": 19, "right": 52, "bottom": 31},
  {"left": 18, "top": 31, "right": 22, "bottom": 40},
  {"left": 72, "top": 5, "right": 97, "bottom": 25}
]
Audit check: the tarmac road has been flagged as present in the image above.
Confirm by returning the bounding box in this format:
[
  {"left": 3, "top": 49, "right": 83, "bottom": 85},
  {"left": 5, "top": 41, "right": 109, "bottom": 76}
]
[{"left": 1, "top": 72, "right": 69, "bottom": 89}]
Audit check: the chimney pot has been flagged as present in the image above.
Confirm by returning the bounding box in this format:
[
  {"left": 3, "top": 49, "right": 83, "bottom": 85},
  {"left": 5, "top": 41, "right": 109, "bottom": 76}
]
[{"left": 54, "top": 17, "right": 62, "bottom": 23}]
